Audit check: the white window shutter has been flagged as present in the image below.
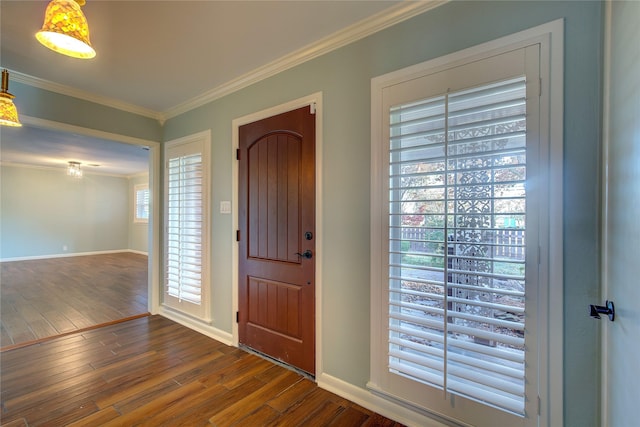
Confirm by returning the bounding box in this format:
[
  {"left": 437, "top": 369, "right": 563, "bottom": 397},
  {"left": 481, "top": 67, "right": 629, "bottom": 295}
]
[
  {"left": 388, "top": 76, "right": 528, "bottom": 414},
  {"left": 166, "top": 153, "right": 203, "bottom": 305}
]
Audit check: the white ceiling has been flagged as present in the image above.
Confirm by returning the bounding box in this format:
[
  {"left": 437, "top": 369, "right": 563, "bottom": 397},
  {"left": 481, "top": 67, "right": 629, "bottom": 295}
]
[
  {"left": 1, "top": 124, "right": 150, "bottom": 176},
  {"left": 0, "top": 0, "right": 428, "bottom": 176}
]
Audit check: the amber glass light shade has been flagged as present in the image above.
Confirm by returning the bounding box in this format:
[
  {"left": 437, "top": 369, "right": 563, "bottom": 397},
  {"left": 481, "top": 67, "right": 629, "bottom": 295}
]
[
  {"left": 0, "top": 98, "right": 22, "bottom": 127},
  {"left": 0, "top": 70, "right": 22, "bottom": 127},
  {"left": 36, "top": 0, "right": 96, "bottom": 59}
]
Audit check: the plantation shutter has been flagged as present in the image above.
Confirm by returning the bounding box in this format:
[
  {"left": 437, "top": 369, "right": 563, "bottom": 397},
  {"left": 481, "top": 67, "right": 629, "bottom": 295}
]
[
  {"left": 135, "top": 185, "right": 149, "bottom": 221},
  {"left": 388, "top": 76, "right": 528, "bottom": 414},
  {"left": 166, "top": 153, "right": 203, "bottom": 305}
]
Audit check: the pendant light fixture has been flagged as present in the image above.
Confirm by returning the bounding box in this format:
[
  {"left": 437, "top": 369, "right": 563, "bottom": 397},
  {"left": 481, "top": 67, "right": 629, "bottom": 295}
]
[
  {"left": 67, "top": 161, "right": 83, "bottom": 178},
  {"left": 0, "top": 69, "right": 22, "bottom": 127},
  {"left": 36, "top": 0, "right": 96, "bottom": 59}
]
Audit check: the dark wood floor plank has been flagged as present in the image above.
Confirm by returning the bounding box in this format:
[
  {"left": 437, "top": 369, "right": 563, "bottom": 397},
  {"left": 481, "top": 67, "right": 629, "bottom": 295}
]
[
  {"left": 209, "top": 369, "right": 301, "bottom": 426},
  {"left": 267, "top": 376, "right": 317, "bottom": 412},
  {"left": 0, "top": 313, "right": 36, "bottom": 346},
  {"left": 2, "top": 366, "right": 108, "bottom": 414},
  {"left": 218, "top": 354, "right": 275, "bottom": 389},
  {"left": 301, "top": 400, "right": 345, "bottom": 427},
  {"left": 14, "top": 303, "right": 46, "bottom": 324},
  {"left": 1, "top": 337, "right": 91, "bottom": 370},
  {"left": 0, "top": 359, "right": 95, "bottom": 402},
  {"left": 361, "top": 413, "right": 404, "bottom": 426},
  {"left": 61, "top": 305, "right": 101, "bottom": 330},
  {"left": 99, "top": 351, "right": 171, "bottom": 383},
  {"left": 19, "top": 397, "right": 98, "bottom": 427},
  {"left": 100, "top": 381, "right": 206, "bottom": 426},
  {"left": 24, "top": 318, "right": 57, "bottom": 339},
  {"left": 329, "top": 405, "right": 372, "bottom": 426},
  {"left": 92, "top": 355, "right": 186, "bottom": 407},
  {"left": 96, "top": 351, "right": 223, "bottom": 409},
  {"left": 0, "top": 316, "right": 403, "bottom": 427},
  {"left": 198, "top": 351, "right": 268, "bottom": 388},
  {"left": 65, "top": 406, "right": 120, "bottom": 427},
  {"left": 113, "top": 378, "right": 183, "bottom": 415},
  {"left": 1, "top": 342, "right": 117, "bottom": 383},
  {"left": 230, "top": 405, "right": 280, "bottom": 426},
  {"left": 269, "top": 387, "right": 337, "bottom": 426},
  {"left": 164, "top": 378, "right": 265, "bottom": 426},
  {"left": 0, "top": 323, "right": 13, "bottom": 350},
  {"left": 0, "top": 418, "right": 28, "bottom": 427},
  {"left": 42, "top": 308, "right": 83, "bottom": 333},
  {"left": 173, "top": 351, "right": 241, "bottom": 386},
  {"left": 134, "top": 383, "right": 230, "bottom": 426}
]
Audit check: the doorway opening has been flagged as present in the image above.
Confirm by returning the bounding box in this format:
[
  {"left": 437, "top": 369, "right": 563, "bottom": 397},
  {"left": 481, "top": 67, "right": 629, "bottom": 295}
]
[{"left": 0, "top": 118, "right": 159, "bottom": 351}]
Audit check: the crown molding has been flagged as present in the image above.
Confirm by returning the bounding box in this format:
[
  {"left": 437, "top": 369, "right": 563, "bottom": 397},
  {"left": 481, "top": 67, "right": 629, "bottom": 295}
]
[
  {"left": 128, "top": 171, "right": 150, "bottom": 179},
  {"left": 163, "top": 0, "right": 447, "bottom": 119},
  {"left": 10, "top": 71, "right": 164, "bottom": 122}
]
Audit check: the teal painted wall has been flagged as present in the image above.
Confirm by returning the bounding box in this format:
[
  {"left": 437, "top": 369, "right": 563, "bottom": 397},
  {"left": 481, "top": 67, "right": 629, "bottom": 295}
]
[
  {"left": 164, "top": 2, "right": 602, "bottom": 426},
  {"left": 0, "top": 165, "right": 129, "bottom": 259},
  {"left": 11, "top": 82, "right": 162, "bottom": 142}
]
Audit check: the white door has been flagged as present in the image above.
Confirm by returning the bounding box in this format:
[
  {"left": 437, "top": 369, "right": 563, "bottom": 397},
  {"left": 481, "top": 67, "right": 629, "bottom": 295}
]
[{"left": 602, "top": 1, "right": 640, "bottom": 426}]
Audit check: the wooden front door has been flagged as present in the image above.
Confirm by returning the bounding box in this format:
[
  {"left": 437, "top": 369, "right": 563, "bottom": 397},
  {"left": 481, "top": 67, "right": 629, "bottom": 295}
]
[{"left": 238, "top": 105, "right": 315, "bottom": 375}]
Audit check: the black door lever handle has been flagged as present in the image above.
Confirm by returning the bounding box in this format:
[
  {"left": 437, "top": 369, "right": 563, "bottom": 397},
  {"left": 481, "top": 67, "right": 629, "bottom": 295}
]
[
  {"left": 295, "top": 250, "right": 313, "bottom": 259},
  {"left": 589, "top": 300, "right": 615, "bottom": 321}
]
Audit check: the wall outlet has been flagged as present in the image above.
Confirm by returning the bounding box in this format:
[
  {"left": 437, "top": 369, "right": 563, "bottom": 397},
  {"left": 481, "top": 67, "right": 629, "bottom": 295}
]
[{"left": 63, "top": 245, "right": 68, "bottom": 251}]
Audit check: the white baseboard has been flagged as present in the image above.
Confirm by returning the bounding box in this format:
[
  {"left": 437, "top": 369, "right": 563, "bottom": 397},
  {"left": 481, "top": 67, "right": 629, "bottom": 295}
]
[
  {"left": 0, "top": 249, "right": 148, "bottom": 262},
  {"left": 127, "top": 249, "right": 149, "bottom": 256},
  {"left": 317, "top": 373, "right": 456, "bottom": 427},
  {"left": 158, "top": 306, "right": 234, "bottom": 346}
]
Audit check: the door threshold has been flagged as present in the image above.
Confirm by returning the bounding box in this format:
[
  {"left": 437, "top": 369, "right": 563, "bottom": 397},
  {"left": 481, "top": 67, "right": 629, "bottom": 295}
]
[{"left": 239, "top": 344, "right": 315, "bottom": 381}]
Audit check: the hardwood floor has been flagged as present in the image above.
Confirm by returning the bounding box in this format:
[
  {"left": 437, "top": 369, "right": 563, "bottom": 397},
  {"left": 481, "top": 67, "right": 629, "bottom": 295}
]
[
  {"left": 0, "top": 253, "right": 148, "bottom": 350},
  {"left": 0, "top": 315, "right": 404, "bottom": 427}
]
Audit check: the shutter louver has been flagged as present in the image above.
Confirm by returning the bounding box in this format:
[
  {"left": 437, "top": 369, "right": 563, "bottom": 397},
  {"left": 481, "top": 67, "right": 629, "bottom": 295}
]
[
  {"left": 388, "top": 77, "right": 527, "bottom": 415},
  {"left": 166, "top": 153, "right": 203, "bottom": 305}
]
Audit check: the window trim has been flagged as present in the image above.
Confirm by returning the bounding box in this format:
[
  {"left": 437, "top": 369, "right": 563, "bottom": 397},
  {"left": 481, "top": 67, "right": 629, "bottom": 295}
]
[
  {"left": 369, "top": 20, "right": 563, "bottom": 427},
  {"left": 162, "top": 130, "right": 211, "bottom": 322},
  {"left": 133, "top": 183, "right": 149, "bottom": 224}
]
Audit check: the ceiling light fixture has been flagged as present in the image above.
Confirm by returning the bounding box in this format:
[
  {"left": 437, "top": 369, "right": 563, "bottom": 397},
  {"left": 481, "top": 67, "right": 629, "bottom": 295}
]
[
  {"left": 36, "top": 0, "right": 96, "bottom": 59},
  {"left": 67, "top": 161, "right": 83, "bottom": 178},
  {"left": 0, "top": 69, "right": 22, "bottom": 127}
]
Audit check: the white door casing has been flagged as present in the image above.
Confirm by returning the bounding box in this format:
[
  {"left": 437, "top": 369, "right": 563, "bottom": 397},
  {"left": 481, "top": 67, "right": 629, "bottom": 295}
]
[{"left": 601, "top": 2, "right": 640, "bottom": 426}]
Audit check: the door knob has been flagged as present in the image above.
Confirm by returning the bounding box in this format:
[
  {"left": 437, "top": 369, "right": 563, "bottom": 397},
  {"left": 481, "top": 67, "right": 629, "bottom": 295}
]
[
  {"left": 589, "top": 300, "right": 615, "bottom": 321},
  {"left": 295, "top": 250, "right": 313, "bottom": 259}
]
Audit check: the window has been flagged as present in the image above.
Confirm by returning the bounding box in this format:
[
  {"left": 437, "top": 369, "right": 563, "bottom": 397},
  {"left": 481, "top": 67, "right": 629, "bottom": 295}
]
[
  {"left": 390, "top": 76, "right": 529, "bottom": 412},
  {"left": 370, "top": 26, "right": 562, "bottom": 427},
  {"left": 134, "top": 183, "right": 149, "bottom": 223},
  {"left": 164, "top": 131, "right": 211, "bottom": 321}
]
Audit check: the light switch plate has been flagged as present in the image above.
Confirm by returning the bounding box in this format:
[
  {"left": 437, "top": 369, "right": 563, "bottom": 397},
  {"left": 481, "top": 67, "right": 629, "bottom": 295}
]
[{"left": 220, "top": 201, "right": 231, "bottom": 214}]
